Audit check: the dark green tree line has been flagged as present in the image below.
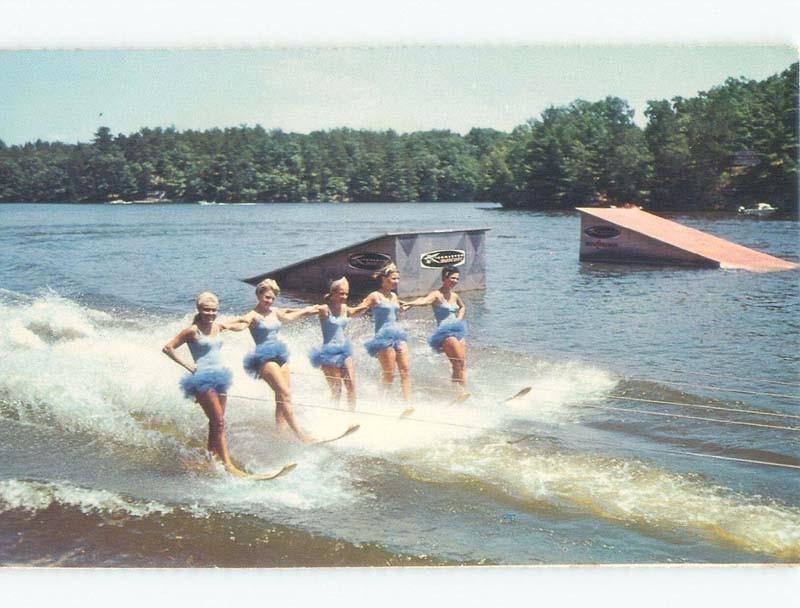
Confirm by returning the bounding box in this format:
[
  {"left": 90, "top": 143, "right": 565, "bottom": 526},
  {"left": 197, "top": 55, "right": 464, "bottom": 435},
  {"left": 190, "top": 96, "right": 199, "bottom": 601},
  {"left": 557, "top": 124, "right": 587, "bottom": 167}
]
[
  {"left": 643, "top": 62, "right": 798, "bottom": 211},
  {"left": 0, "top": 62, "right": 796, "bottom": 213}
]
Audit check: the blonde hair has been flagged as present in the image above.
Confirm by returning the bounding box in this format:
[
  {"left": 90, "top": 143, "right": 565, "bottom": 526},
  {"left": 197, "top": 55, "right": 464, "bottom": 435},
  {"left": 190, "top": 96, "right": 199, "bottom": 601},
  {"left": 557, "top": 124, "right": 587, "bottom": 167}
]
[
  {"left": 255, "top": 278, "right": 280, "bottom": 297},
  {"left": 195, "top": 291, "right": 219, "bottom": 309},
  {"left": 372, "top": 262, "right": 398, "bottom": 281},
  {"left": 193, "top": 291, "right": 219, "bottom": 325},
  {"left": 324, "top": 277, "right": 350, "bottom": 302}
]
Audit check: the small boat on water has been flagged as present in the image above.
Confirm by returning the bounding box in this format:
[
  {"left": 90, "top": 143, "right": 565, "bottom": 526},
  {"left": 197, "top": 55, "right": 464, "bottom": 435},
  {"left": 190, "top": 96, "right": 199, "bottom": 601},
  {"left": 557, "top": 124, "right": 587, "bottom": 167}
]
[
  {"left": 738, "top": 202, "right": 778, "bottom": 217},
  {"left": 108, "top": 190, "right": 169, "bottom": 205}
]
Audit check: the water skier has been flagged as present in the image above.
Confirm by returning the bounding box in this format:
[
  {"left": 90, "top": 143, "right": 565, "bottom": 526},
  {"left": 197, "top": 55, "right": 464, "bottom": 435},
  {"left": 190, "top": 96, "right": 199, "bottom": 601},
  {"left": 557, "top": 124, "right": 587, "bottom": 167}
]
[
  {"left": 162, "top": 292, "right": 246, "bottom": 476},
  {"left": 227, "top": 279, "right": 320, "bottom": 443},
  {"left": 359, "top": 263, "right": 411, "bottom": 401},
  {"left": 310, "top": 277, "right": 366, "bottom": 409},
  {"left": 402, "top": 266, "right": 467, "bottom": 392}
]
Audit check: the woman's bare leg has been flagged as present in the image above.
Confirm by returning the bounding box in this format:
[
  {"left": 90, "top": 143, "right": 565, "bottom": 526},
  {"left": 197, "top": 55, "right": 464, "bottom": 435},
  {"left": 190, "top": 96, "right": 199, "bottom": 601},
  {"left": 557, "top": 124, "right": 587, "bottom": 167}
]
[
  {"left": 395, "top": 344, "right": 411, "bottom": 402},
  {"left": 442, "top": 337, "right": 467, "bottom": 388},
  {"left": 260, "top": 361, "right": 313, "bottom": 443},
  {"left": 341, "top": 358, "right": 357, "bottom": 410},
  {"left": 321, "top": 364, "right": 343, "bottom": 403},
  {"left": 376, "top": 348, "right": 397, "bottom": 392},
  {"left": 197, "top": 391, "right": 246, "bottom": 475}
]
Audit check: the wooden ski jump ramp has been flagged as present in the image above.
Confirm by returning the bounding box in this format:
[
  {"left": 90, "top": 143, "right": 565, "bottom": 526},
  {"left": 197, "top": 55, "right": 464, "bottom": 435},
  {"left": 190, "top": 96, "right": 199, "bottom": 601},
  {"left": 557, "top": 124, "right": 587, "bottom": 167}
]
[
  {"left": 578, "top": 207, "right": 798, "bottom": 272},
  {"left": 242, "top": 228, "right": 489, "bottom": 297}
]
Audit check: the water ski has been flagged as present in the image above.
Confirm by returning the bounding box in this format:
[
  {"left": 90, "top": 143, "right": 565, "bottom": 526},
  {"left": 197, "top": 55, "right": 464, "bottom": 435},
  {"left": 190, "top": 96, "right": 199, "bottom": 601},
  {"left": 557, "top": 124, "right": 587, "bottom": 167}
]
[
  {"left": 448, "top": 392, "right": 471, "bottom": 405},
  {"left": 399, "top": 407, "right": 415, "bottom": 419},
  {"left": 504, "top": 387, "right": 532, "bottom": 402},
  {"left": 238, "top": 462, "right": 297, "bottom": 481},
  {"left": 311, "top": 424, "right": 360, "bottom": 446}
]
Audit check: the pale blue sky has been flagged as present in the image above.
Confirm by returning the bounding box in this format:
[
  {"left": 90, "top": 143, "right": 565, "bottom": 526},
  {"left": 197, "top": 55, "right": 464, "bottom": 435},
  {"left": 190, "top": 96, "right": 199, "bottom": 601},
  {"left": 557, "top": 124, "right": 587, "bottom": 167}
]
[{"left": 1, "top": 46, "right": 796, "bottom": 146}]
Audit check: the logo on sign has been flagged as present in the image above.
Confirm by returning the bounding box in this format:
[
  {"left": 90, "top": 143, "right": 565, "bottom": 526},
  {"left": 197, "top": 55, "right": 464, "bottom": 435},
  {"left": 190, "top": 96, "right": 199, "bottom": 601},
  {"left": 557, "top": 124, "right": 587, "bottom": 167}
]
[
  {"left": 420, "top": 249, "right": 466, "bottom": 268},
  {"left": 348, "top": 252, "right": 393, "bottom": 271},
  {"left": 583, "top": 226, "right": 621, "bottom": 239}
]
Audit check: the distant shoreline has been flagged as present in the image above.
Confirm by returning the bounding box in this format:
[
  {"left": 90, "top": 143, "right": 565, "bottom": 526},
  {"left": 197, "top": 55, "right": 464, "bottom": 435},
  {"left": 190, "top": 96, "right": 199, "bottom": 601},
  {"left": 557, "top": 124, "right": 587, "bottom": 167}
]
[
  {"left": 1, "top": 61, "right": 796, "bottom": 215},
  {"left": 2, "top": 200, "right": 796, "bottom": 220}
]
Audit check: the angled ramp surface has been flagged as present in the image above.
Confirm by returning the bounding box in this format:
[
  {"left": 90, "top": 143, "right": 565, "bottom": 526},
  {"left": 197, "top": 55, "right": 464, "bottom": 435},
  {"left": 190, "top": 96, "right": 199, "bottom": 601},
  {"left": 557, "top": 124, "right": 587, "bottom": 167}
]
[{"left": 578, "top": 207, "right": 798, "bottom": 272}]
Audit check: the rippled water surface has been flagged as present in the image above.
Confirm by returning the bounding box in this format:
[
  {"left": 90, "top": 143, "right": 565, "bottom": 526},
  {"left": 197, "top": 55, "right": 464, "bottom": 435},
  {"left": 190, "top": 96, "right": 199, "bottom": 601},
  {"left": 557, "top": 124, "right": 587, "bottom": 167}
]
[{"left": 0, "top": 202, "right": 798, "bottom": 566}]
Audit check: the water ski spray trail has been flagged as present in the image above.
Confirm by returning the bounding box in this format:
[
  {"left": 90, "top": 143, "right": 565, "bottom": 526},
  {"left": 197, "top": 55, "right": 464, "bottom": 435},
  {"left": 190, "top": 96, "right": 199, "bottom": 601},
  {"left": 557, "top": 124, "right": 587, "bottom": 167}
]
[
  {"left": 0, "top": 479, "right": 179, "bottom": 518},
  {"left": 406, "top": 441, "right": 800, "bottom": 560}
]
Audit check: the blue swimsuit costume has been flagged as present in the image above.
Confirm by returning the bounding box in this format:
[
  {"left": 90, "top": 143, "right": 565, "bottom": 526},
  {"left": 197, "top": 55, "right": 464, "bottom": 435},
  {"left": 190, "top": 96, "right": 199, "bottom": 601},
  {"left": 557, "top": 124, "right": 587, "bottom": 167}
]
[
  {"left": 243, "top": 315, "right": 289, "bottom": 377},
  {"left": 428, "top": 300, "right": 467, "bottom": 352},
  {"left": 179, "top": 332, "right": 233, "bottom": 399},
  {"left": 364, "top": 298, "right": 408, "bottom": 357},
  {"left": 310, "top": 310, "right": 353, "bottom": 368}
]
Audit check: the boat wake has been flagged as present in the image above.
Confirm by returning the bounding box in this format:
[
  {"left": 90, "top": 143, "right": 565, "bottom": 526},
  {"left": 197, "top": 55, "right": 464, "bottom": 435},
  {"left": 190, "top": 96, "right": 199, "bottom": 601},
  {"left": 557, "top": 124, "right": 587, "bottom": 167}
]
[
  {"left": 1, "top": 289, "right": 798, "bottom": 561},
  {"left": 404, "top": 441, "right": 800, "bottom": 560}
]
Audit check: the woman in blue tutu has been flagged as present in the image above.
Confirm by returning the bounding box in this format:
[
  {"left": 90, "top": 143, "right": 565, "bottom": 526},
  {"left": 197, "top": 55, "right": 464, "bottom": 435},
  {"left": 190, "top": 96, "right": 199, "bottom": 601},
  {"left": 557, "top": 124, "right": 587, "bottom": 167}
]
[
  {"left": 227, "top": 279, "right": 319, "bottom": 443},
  {"left": 359, "top": 263, "right": 411, "bottom": 401},
  {"left": 162, "top": 292, "right": 246, "bottom": 475},
  {"left": 310, "top": 277, "right": 366, "bottom": 409},
  {"left": 402, "top": 266, "right": 467, "bottom": 391}
]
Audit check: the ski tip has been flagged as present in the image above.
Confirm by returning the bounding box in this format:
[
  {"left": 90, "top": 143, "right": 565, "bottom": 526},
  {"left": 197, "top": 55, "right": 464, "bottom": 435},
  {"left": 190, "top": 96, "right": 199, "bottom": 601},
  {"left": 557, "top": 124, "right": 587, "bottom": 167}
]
[
  {"left": 504, "top": 386, "right": 532, "bottom": 402},
  {"left": 260, "top": 462, "right": 297, "bottom": 480},
  {"left": 246, "top": 461, "right": 298, "bottom": 481},
  {"left": 278, "top": 462, "right": 298, "bottom": 476},
  {"left": 399, "top": 407, "right": 415, "bottom": 419},
  {"left": 448, "top": 392, "right": 471, "bottom": 405},
  {"left": 311, "top": 424, "right": 361, "bottom": 446}
]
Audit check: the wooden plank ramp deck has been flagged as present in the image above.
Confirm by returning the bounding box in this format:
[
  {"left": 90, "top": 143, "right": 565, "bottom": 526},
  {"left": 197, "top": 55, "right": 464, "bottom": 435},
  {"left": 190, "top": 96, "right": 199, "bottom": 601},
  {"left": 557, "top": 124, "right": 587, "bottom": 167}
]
[{"left": 577, "top": 207, "right": 798, "bottom": 272}]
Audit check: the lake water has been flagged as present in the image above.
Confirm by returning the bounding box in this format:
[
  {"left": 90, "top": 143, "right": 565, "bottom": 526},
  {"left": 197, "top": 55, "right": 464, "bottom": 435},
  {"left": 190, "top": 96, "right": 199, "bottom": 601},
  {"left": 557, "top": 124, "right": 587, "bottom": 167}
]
[{"left": 0, "top": 201, "right": 798, "bottom": 566}]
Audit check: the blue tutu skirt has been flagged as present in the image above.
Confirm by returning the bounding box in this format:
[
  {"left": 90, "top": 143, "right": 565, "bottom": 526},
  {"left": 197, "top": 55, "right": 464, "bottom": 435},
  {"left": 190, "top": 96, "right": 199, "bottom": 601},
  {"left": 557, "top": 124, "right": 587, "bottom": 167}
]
[
  {"left": 243, "top": 340, "right": 289, "bottom": 377},
  {"left": 365, "top": 325, "right": 409, "bottom": 357},
  {"left": 310, "top": 341, "right": 353, "bottom": 368},
  {"left": 428, "top": 319, "right": 467, "bottom": 352},
  {"left": 180, "top": 366, "right": 233, "bottom": 399}
]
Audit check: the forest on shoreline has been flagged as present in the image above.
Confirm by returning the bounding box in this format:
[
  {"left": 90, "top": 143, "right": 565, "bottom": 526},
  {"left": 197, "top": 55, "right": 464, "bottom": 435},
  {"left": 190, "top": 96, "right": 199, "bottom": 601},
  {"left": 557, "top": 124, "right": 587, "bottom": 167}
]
[{"left": 0, "top": 62, "right": 796, "bottom": 214}]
